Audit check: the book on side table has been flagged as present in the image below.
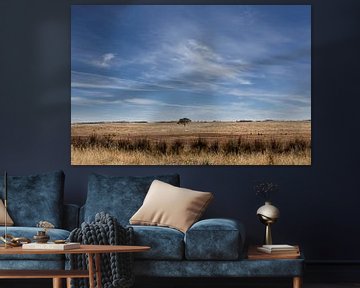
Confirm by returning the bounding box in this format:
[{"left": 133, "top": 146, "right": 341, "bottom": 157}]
[
  {"left": 257, "top": 244, "right": 299, "bottom": 254},
  {"left": 248, "top": 245, "right": 300, "bottom": 260},
  {"left": 22, "top": 242, "right": 80, "bottom": 250}
]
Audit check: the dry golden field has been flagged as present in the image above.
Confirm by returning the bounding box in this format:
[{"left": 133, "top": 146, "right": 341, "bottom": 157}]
[{"left": 71, "top": 121, "right": 311, "bottom": 165}]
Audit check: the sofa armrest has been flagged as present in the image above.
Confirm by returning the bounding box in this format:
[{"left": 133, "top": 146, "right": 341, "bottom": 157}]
[
  {"left": 63, "top": 204, "right": 80, "bottom": 231},
  {"left": 184, "top": 218, "right": 245, "bottom": 260}
]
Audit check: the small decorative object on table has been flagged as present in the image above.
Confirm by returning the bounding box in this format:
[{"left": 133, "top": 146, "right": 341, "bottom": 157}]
[
  {"left": 0, "top": 234, "right": 31, "bottom": 247},
  {"left": 254, "top": 181, "right": 280, "bottom": 245},
  {"left": 257, "top": 244, "right": 299, "bottom": 255},
  {"left": 248, "top": 245, "right": 300, "bottom": 260},
  {"left": 34, "top": 220, "right": 55, "bottom": 243}
]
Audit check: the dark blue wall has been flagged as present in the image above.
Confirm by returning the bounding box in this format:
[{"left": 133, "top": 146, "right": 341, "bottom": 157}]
[{"left": 0, "top": 0, "right": 359, "bottom": 263}]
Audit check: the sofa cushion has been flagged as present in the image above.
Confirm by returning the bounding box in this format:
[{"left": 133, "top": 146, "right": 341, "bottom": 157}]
[
  {"left": 84, "top": 174, "right": 180, "bottom": 225},
  {"left": 0, "top": 199, "right": 14, "bottom": 226},
  {"left": 184, "top": 218, "right": 245, "bottom": 260},
  {"left": 130, "top": 225, "right": 184, "bottom": 260},
  {"left": 0, "top": 171, "right": 64, "bottom": 227},
  {"left": 0, "top": 227, "right": 70, "bottom": 261},
  {"left": 130, "top": 180, "right": 213, "bottom": 233}
]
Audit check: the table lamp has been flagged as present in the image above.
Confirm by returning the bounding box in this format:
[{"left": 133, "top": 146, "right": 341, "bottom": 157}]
[
  {"left": 2, "top": 171, "right": 9, "bottom": 248},
  {"left": 256, "top": 201, "right": 280, "bottom": 245},
  {"left": 1, "top": 173, "right": 31, "bottom": 248}
]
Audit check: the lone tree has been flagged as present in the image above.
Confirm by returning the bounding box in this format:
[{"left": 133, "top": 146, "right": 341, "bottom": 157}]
[{"left": 177, "top": 118, "right": 192, "bottom": 126}]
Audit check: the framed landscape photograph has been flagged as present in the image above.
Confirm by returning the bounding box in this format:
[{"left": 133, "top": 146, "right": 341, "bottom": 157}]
[{"left": 71, "top": 5, "right": 311, "bottom": 165}]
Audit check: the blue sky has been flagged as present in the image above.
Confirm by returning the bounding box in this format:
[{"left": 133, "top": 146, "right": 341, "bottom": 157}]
[{"left": 71, "top": 5, "right": 311, "bottom": 123}]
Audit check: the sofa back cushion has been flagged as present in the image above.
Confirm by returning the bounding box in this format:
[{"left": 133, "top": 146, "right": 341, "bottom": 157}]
[
  {"left": 0, "top": 170, "right": 64, "bottom": 227},
  {"left": 84, "top": 174, "right": 180, "bottom": 225}
]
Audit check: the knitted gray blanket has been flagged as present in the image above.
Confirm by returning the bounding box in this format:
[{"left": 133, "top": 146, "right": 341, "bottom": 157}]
[{"left": 68, "top": 212, "right": 134, "bottom": 288}]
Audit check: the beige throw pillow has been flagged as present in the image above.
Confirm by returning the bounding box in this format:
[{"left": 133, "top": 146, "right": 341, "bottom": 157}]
[
  {"left": 130, "top": 180, "right": 213, "bottom": 233},
  {"left": 0, "top": 199, "right": 14, "bottom": 226}
]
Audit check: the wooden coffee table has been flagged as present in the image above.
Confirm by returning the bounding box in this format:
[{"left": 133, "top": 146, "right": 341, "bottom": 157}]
[{"left": 0, "top": 244, "right": 150, "bottom": 288}]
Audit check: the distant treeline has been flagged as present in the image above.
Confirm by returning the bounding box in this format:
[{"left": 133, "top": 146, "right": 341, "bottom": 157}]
[{"left": 72, "top": 119, "right": 311, "bottom": 125}]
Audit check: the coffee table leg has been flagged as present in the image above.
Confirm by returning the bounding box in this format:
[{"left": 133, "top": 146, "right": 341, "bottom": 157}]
[
  {"left": 293, "top": 276, "right": 302, "bottom": 288},
  {"left": 88, "top": 253, "right": 95, "bottom": 288},
  {"left": 66, "top": 277, "right": 72, "bottom": 288},
  {"left": 52, "top": 278, "right": 62, "bottom": 288},
  {"left": 95, "top": 253, "right": 102, "bottom": 288}
]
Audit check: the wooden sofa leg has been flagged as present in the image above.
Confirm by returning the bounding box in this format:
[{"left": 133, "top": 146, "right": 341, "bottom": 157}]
[
  {"left": 67, "top": 277, "right": 72, "bottom": 288},
  {"left": 293, "top": 276, "right": 302, "bottom": 288},
  {"left": 53, "top": 278, "right": 62, "bottom": 288}
]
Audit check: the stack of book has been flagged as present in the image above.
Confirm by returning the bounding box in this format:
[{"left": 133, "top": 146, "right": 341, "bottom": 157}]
[
  {"left": 257, "top": 244, "right": 299, "bottom": 254},
  {"left": 22, "top": 242, "right": 81, "bottom": 250},
  {"left": 248, "top": 244, "right": 300, "bottom": 260}
]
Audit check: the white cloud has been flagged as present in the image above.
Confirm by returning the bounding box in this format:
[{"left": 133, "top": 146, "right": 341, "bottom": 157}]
[
  {"left": 124, "top": 98, "right": 164, "bottom": 106},
  {"left": 71, "top": 96, "right": 121, "bottom": 106},
  {"left": 169, "top": 39, "right": 252, "bottom": 85},
  {"left": 92, "top": 53, "right": 116, "bottom": 68},
  {"left": 71, "top": 70, "right": 183, "bottom": 93},
  {"left": 131, "top": 38, "right": 254, "bottom": 97},
  {"left": 226, "top": 89, "right": 311, "bottom": 106},
  {"left": 71, "top": 71, "right": 160, "bottom": 91}
]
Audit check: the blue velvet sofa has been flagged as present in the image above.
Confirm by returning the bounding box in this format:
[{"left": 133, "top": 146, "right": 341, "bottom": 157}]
[
  {"left": 0, "top": 171, "right": 303, "bottom": 287},
  {"left": 0, "top": 170, "right": 79, "bottom": 270},
  {"left": 80, "top": 173, "right": 304, "bottom": 284}
]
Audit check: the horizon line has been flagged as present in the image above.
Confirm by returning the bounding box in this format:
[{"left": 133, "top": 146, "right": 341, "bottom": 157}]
[{"left": 71, "top": 119, "right": 312, "bottom": 125}]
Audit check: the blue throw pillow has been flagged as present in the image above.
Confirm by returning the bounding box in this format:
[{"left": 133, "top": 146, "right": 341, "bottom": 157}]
[
  {"left": 0, "top": 170, "right": 64, "bottom": 227},
  {"left": 84, "top": 174, "right": 180, "bottom": 225}
]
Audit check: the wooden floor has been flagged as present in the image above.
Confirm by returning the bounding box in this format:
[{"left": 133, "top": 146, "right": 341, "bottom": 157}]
[
  {"left": 3, "top": 281, "right": 360, "bottom": 288},
  {"left": 1, "top": 280, "right": 360, "bottom": 288},
  {"left": 306, "top": 285, "right": 360, "bottom": 288}
]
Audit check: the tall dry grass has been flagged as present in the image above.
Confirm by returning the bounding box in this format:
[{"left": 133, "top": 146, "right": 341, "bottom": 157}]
[
  {"left": 71, "top": 147, "right": 310, "bottom": 165},
  {"left": 71, "top": 121, "right": 311, "bottom": 165},
  {"left": 71, "top": 135, "right": 311, "bottom": 165}
]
